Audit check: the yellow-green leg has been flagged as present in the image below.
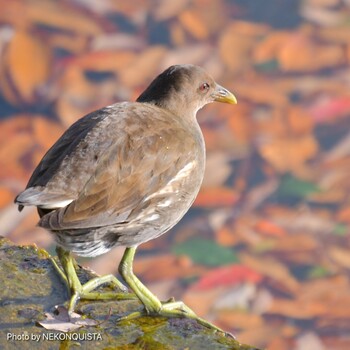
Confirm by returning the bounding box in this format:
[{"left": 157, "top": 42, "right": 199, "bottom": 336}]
[
  {"left": 118, "top": 247, "right": 230, "bottom": 336},
  {"left": 51, "top": 247, "right": 135, "bottom": 314}
]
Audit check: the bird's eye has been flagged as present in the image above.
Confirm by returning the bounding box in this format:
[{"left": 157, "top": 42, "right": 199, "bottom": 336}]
[{"left": 199, "top": 82, "right": 210, "bottom": 93}]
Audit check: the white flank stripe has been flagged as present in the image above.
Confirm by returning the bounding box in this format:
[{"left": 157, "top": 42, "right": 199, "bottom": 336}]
[
  {"left": 158, "top": 199, "right": 172, "bottom": 208},
  {"left": 144, "top": 214, "right": 160, "bottom": 222},
  {"left": 168, "top": 161, "right": 195, "bottom": 185},
  {"left": 144, "top": 161, "right": 196, "bottom": 201}
]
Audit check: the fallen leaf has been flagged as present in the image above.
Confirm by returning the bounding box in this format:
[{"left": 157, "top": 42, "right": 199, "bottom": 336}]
[
  {"left": 259, "top": 135, "right": 318, "bottom": 173},
  {"left": 329, "top": 247, "right": 350, "bottom": 269},
  {"left": 119, "top": 46, "right": 167, "bottom": 87},
  {"left": 179, "top": 9, "right": 209, "bottom": 40},
  {"left": 254, "top": 219, "right": 287, "bottom": 237},
  {"left": 307, "top": 96, "right": 350, "bottom": 123},
  {"left": 253, "top": 31, "right": 290, "bottom": 64},
  {"left": 38, "top": 306, "right": 98, "bottom": 332},
  {"left": 191, "top": 264, "right": 262, "bottom": 291},
  {"left": 240, "top": 253, "right": 300, "bottom": 294},
  {"left": 278, "top": 33, "right": 344, "bottom": 72},
  {"left": 194, "top": 187, "right": 239, "bottom": 207},
  {"left": 1, "top": 31, "right": 51, "bottom": 105},
  {"left": 276, "top": 174, "right": 321, "bottom": 199},
  {"left": 134, "top": 254, "right": 204, "bottom": 282},
  {"left": 0, "top": 187, "right": 14, "bottom": 208},
  {"left": 172, "top": 238, "right": 238, "bottom": 267},
  {"left": 219, "top": 22, "right": 264, "bottom": 73},
  {"left": 216, "top": 310, "right": 264, "bottom": 330}
]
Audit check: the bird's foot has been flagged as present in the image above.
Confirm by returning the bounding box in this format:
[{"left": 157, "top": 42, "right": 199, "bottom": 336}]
[
  {"left": 66, "top": 274, "right": 136, "bottom": 314},
  {"left": 50, "top": 255, "right": 136, "bottom": 315},
  {"left": 118, "top": 298, "right": 233, "bottom": 337}
]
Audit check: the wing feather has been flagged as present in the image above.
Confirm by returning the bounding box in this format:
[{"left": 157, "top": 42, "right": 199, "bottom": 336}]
[{"left": 37, "top": 105, "right": 196, "bottom": 231}]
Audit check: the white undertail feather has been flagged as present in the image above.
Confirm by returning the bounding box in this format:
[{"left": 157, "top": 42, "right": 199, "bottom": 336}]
[{"left": 40, "top": 199, "right": 74, "bottom": 209}]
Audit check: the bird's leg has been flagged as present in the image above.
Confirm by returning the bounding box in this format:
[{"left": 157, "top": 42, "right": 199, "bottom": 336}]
[
  {"left": 53, "top": 247, "right": 135, "bottom": 314},
  {"left": 118, "top": 247, "right": 229, "bottom": 335},
  {"left": 118, "top": 246, "right": 162, "bottom": 314}
]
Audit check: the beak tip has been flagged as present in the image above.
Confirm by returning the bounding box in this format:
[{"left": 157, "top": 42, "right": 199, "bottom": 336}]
[{"left": 213, "top": 84, "right": 237, "bottom": 105}]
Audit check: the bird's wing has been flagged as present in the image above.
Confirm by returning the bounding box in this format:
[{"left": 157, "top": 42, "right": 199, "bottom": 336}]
[
  {"left": 38, "top": 110, "right": 196, "bottom": 231},
  {"left": 15, "top": 107, "right": 113, "bottom": 210}
]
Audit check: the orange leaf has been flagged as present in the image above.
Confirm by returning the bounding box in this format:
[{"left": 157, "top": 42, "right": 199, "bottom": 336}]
[
  {"left": 192, "top": 264, "right": 262, "bottom": 291},
  {"left": 278, "top": 33, "right": 344, "bottom": 72},
  {"left": 32, "top": 117, "right": 64, "bottom": 150},
  {"left": 194, "top": 187, "right": 238, "bottom": 207},
  {"left": 2, "top": 31, "right": 51, "bottom": 104},
  {"left": 0, "top": 187, "right": 14, "bottom": 208},
  {"left": 337, "top": 206, "right": 350, "bottom": 223},
  {"left": 216, "top": 226, "right": 239, "bottom": 246},
  {"left": 254, "top": 219, "right": 287, "bottom": 237},
  {"left": 259, "top": 135, "right": 318, "bottom": 173},
  {"left": 179, "top": 10, "right": 209, "bottom": 40}
]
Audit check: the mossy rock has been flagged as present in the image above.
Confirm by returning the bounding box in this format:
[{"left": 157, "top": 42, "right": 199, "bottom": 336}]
[{"left": 0, "top": 237, "right": 261, "bottom": 350}]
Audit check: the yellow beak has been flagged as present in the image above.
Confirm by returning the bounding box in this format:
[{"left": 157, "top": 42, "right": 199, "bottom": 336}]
[{"left": 213, "top": 84, "right": 237, "bottom": 104}]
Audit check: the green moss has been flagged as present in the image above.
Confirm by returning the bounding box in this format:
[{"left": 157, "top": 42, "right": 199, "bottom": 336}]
[{"left": 0, "top": 238, "right": 261, "bottom": 350}]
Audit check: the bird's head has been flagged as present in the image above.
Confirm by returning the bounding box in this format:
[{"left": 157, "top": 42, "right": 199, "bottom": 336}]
[{"left": 136, "top": 64, "right": 237, "bottom": 118}]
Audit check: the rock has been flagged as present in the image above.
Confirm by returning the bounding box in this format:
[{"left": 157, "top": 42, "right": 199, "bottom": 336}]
[{"left": 0, "top": 237, "right": 261, "bottom": 350}]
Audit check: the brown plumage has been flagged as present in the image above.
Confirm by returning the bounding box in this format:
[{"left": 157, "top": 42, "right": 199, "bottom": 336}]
[
  {"left": 15, "top": 64, "right": 236, "bottom": 257},
  {"left": 14, "top": 65, "right": 237, "bottom": 334}
]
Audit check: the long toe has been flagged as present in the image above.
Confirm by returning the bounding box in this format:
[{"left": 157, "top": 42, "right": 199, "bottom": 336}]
[
  {"left": 81, "top": 274, "right": 129, "bottom": 294},
  {"left": 159, "top": 301, "right": 230, "bottom": 336}
]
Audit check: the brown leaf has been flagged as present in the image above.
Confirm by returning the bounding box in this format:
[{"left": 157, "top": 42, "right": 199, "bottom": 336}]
[
  {"left": 134, "top": 254, "right": 204, "bottom": 282},
  {"left": 240, "top": 253, "right": 300, "bottom": 294},
  {"left": 268, "top": 233, "right": 318, "bottom": 253},
  {"left": 259, "top": 135, "right": 318, "bottom": 173},
  {"left": 219, "top": 22, "right": 266, "bottom": 73},
  {"left": 38, "top": 306, "right": 97, "bottom": 332},
  {"left": 26, "top": 1, "right": 103, "bottom": 36},
  {"left": 216, "top": 310, "right": 263, "bottom": 330},
  {"left": 268, "top": 298, "right": 327, "bottom": 319}
]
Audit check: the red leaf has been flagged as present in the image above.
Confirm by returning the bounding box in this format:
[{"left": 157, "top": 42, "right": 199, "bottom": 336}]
[
  {"left": 308, "top": 97, "right": 350, "bottom": 123},
  {"left": 191, "top": 264, "right": 263, "bottom": 291}
]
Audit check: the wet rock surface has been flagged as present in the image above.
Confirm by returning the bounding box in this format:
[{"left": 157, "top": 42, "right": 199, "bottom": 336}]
[{"left": 0, "top": 237, "right": 260, "bottom": 350}]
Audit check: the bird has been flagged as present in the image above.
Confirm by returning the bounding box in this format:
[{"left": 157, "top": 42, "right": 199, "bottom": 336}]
[{"left": 15, "top": 64, "right": 237, "bottom": 333}]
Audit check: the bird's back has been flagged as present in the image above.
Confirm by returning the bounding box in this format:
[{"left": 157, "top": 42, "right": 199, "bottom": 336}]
[{"left": 15, "top": 101, "right": 205, "bottom": 248}]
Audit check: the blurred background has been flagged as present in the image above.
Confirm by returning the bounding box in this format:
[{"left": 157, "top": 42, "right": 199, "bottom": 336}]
[{"left": 1, "top": 0, "right": 350, "bottom": 349}]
